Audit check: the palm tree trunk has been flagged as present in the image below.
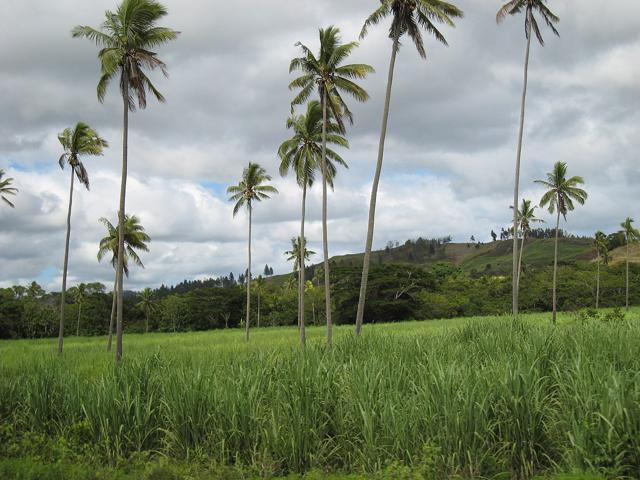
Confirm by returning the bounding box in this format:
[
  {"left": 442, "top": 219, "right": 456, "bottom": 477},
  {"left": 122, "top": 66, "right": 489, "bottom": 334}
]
[
  {"left": 145, "top": 310, "right": 149, "bottom": 334},
  {"left": 76, "top": 302, "right": 82, "bottom": 336},
  {"left": 596, "top": 255, "right": 600, "bottom": 309},
  {"left": 115, "top": 79, "right": 129, "bottom": 365},
  {"left": 321, "top": 88, "right": 332, "bottom": 347},
  {"left": 245, "top": 203, "right": 252, "bottom": 342},
  {"left": 355, "top": 37, "right": 399, "bottom": 336},
  {"left": 107, "top": 275, "right": 116, "bottom": 351},
  {"left": 299, "top": 181, "right": 307, "bottom": 346},
  {"left": 58, "top": 170, "right": 75, "bottom": 355},
  {"left": 516, "top": 232, "right": 526, "bottom": 293},
  {"left": 552, "top": 206, "right": 560, "bottom": 324},
  {"left": 626, "top": 239, "right": 629, "bottom": 310},
  {"left": 512, "top": 12, "right": 533, "bottom": 318}
]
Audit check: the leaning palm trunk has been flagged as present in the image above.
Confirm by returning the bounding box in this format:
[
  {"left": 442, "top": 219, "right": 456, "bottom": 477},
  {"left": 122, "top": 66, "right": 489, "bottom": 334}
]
[
  {"left": 107, "top": 274, "right": 117, "bottom": 351},
  {"left": 511, "top": 11, "right": 533, "bottom": 318},
  {"left": 321, "top": 89, "right": 332, "bottom": 346},
  {"left": 115, "top": 80, "right": 129, "bottom": 364},
  {"left": 625, "top": 239, "right": 629, "bottom": 310},
  {"left": 58, "top": 170, "right": 75, "bottom": 354},
  {"left": 245, "top": 204, "right": 252, "bottom": 342},
  {"left": 516, "top": 232, "right": 526, "bottom": 293},
  {"left": 298, "top": 182, "right": 307, "bottom": 346},
  {"left": 552, "top": 205, "right": 560, "bottom": 324},
  {"left": 355, "top": 37, "right": 399, "bottom": 336},
  {"left": 596, "top": 255, "right": 601, "bottom": 309}
]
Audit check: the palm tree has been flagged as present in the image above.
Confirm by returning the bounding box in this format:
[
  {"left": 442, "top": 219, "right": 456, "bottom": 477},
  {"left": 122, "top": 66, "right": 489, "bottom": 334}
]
[
  {"left": 355, "top": 0, "right": 463, "bottom": 336},
  {"left": 98, "top": 215, "right": 150, "bottom": 351},
  {"left": 136, "top": 287, "right": 156, "bottom": 333},
  {"left": 593, "top": 230, "right": 609, "bottom": 309},
  {"left": 56, "top": 122, "right": 107, "bottom": 355},
  {"left": 227, "top": 163, "right": 278, "bottom": 342},
  {"left": 71, "top": 283, "right": 88, "bottom": 336},
  {"left": 512, "top": 198, "right": 543, "bottom": 292},
  {"left": 253, "top": 276, "right": 266, "bottom": 329},
  {"left": 285, "top": 236, "right": 316, "bottom": 271},
  {"left": 0, "top": 170, "right": 18, "bottom": 208},
  {"left": 497, "top": 0, "right": 560, "bottom": 317},
  {"left": 289, "top": 26, "right": 373, "bottom": 346},
  {"left": 620, "top": 218, "right": 640, "bottom": 311},
  {"left": 73, "top": 0, "right": 178, "bottom": 364},
  {"left": 535, "top": 162, "right": 587, "bottom": 323},
  {"left": 279, "top": 101, "right": 347, "bottom": 345}
]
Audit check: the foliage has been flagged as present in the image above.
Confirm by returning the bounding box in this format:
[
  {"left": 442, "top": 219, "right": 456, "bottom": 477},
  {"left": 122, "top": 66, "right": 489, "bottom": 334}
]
[
  {"left": 1, "top": 316, "right": 639, "bottom": 478},
  {"left": 0, "top": 169, "right": 19, "bottom": 208}
]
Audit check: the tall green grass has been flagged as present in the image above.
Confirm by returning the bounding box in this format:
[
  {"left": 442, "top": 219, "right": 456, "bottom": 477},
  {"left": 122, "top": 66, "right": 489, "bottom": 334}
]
[{"left": 1, "top": 313, "right": 639, "bottom": 479}]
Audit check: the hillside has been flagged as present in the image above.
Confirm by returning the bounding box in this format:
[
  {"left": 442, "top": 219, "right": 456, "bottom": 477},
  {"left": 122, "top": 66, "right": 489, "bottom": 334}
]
[{"left": 325, "top": 237, "right": 595, "bottom": 276}]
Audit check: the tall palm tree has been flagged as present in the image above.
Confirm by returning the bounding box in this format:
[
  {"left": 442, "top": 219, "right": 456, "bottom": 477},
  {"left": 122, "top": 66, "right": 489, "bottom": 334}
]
[
  {"left": 0, "top": 170, "right": 18, "bottom": 208},
  {"left": 56, "top": 122, "right": 107, "bottom": 355},
  {"left": 71, "top": 283, "right": 88, "bottom": 336},
  {"left": 278, "top": 100, "right": 347, "bottom": 345},
  {"left": 535, "top": 162, "right": 587, "bottom": 323},
  {"left": 289, "top": 26, "right": 373, "bottom": 345},
  {"left": 355, "top": 0, "right": 463, "bottom": 336},
  {"left": 136, "top": 287, "right": 156, "bottom": 333},
  {"left": 284, "top": 236, "right": 315, "bottom": 332},
  {"left": 227, "top": 163, "right": 278, "bottom": 342},
  {"left": 73, "top": 0, "right": 178, "bottom": 363},
  {"left": 620, "top": 218, "right": 640, "bottom": 311},
  {"left": 593, "top": 230, "right": 609, "bottom": 309},
  {"left": 497, "top": 0, "right": 560, "bottom": 317},
  {"left": 512, "top": 198, "right": 543, "bottom": 292},
  {"left": 98, "top": 215, "right": 150, "bottom": 351}
]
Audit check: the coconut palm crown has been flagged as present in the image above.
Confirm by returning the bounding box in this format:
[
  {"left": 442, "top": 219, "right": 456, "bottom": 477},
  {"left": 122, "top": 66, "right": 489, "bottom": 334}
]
[
  {"left": 360, "top": 0, "right": 463, "bottom": 56},
  {"left": 72, "top": 0, "right": 179, "bottom": 110},
  {"left": 535, "top": 162, "right": 588, "bottom": 218},
  {"left": 289, "top": 26, "right": 374, "bottom": 132},
  {"left": 278, "top": 100, "right": 348, "bottom": 189},
  {"left": 58, "top": 123, "right": 108, "bottom": 190},
  {"left": 227, "top": 163, "right": 279, "bottom": 216},
  {"left": 497, "top": 0, "right": 559, "bottom": 45},
  {"left": 284, "top": 237, "right": 316, "bottom": 272},
  {"left": 97, "top": 215, "right": 150, "bottom": 277},
  {"left": 0, "top": 169, "right": 18, "bottom": 208}
]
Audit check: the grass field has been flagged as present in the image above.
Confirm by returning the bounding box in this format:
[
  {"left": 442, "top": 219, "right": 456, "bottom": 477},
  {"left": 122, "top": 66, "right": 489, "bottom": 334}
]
[{"left": 1, "top": 310, "right": 639, "bottom": 479}]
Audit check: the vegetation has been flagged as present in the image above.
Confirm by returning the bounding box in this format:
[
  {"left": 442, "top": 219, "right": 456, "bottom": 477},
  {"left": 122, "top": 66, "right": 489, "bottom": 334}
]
[
  {"left": 2, "top": 313, "right": 640, "bottom": 479},
  {"left": 97, "top": 215, "right": 150, "bottom": 351},
  {"left": 278, "top": 100, "right": 347, "bottom": 345},
  {"left": 56, "top": 122, "right": 108, "bottom": 355},
  {"left": 594, "top": 231, "right": 609, "bottom": 309},
  {"left": 72, "top": 0, "right": 179, "bottom": 363},
  {"left": 289, "top": 26, "right": 373, "bottom": 346},
  {"left": 0, "top": 169, "right": 18, "bottom": 208},
  {"left": 227, "top": 162, "right": 278, "bottom": 342},
  {"left": 355, "top": 0, "right": 463, "bottom": 337},
  {"left": 1, "top": 1, "right": 637, "bottom": 478},
  {"left": 535, "top": 162, "right": 587, "bottom": 323},
  {"left": 497, "top": 0, "right": 560, "bottom": 318},
  {"left": 620, "top": 217, "right": 640, "bottom": 311}
]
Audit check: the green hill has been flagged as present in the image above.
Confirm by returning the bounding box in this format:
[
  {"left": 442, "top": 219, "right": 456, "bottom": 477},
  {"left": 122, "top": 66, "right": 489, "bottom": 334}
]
[{"left": 327, "top": 237, "right": 595, "bottom": 276}]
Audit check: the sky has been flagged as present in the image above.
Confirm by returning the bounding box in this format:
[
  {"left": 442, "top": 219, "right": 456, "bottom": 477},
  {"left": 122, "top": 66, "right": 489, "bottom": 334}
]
[{"left": 0, "top": 0, "right": 639, "bottom": 291}]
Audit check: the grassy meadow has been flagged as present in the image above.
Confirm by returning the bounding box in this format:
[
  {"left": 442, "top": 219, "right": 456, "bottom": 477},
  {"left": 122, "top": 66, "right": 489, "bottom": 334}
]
[{"left": 2, "top": 310, "right": 640, "bottom": 479}]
